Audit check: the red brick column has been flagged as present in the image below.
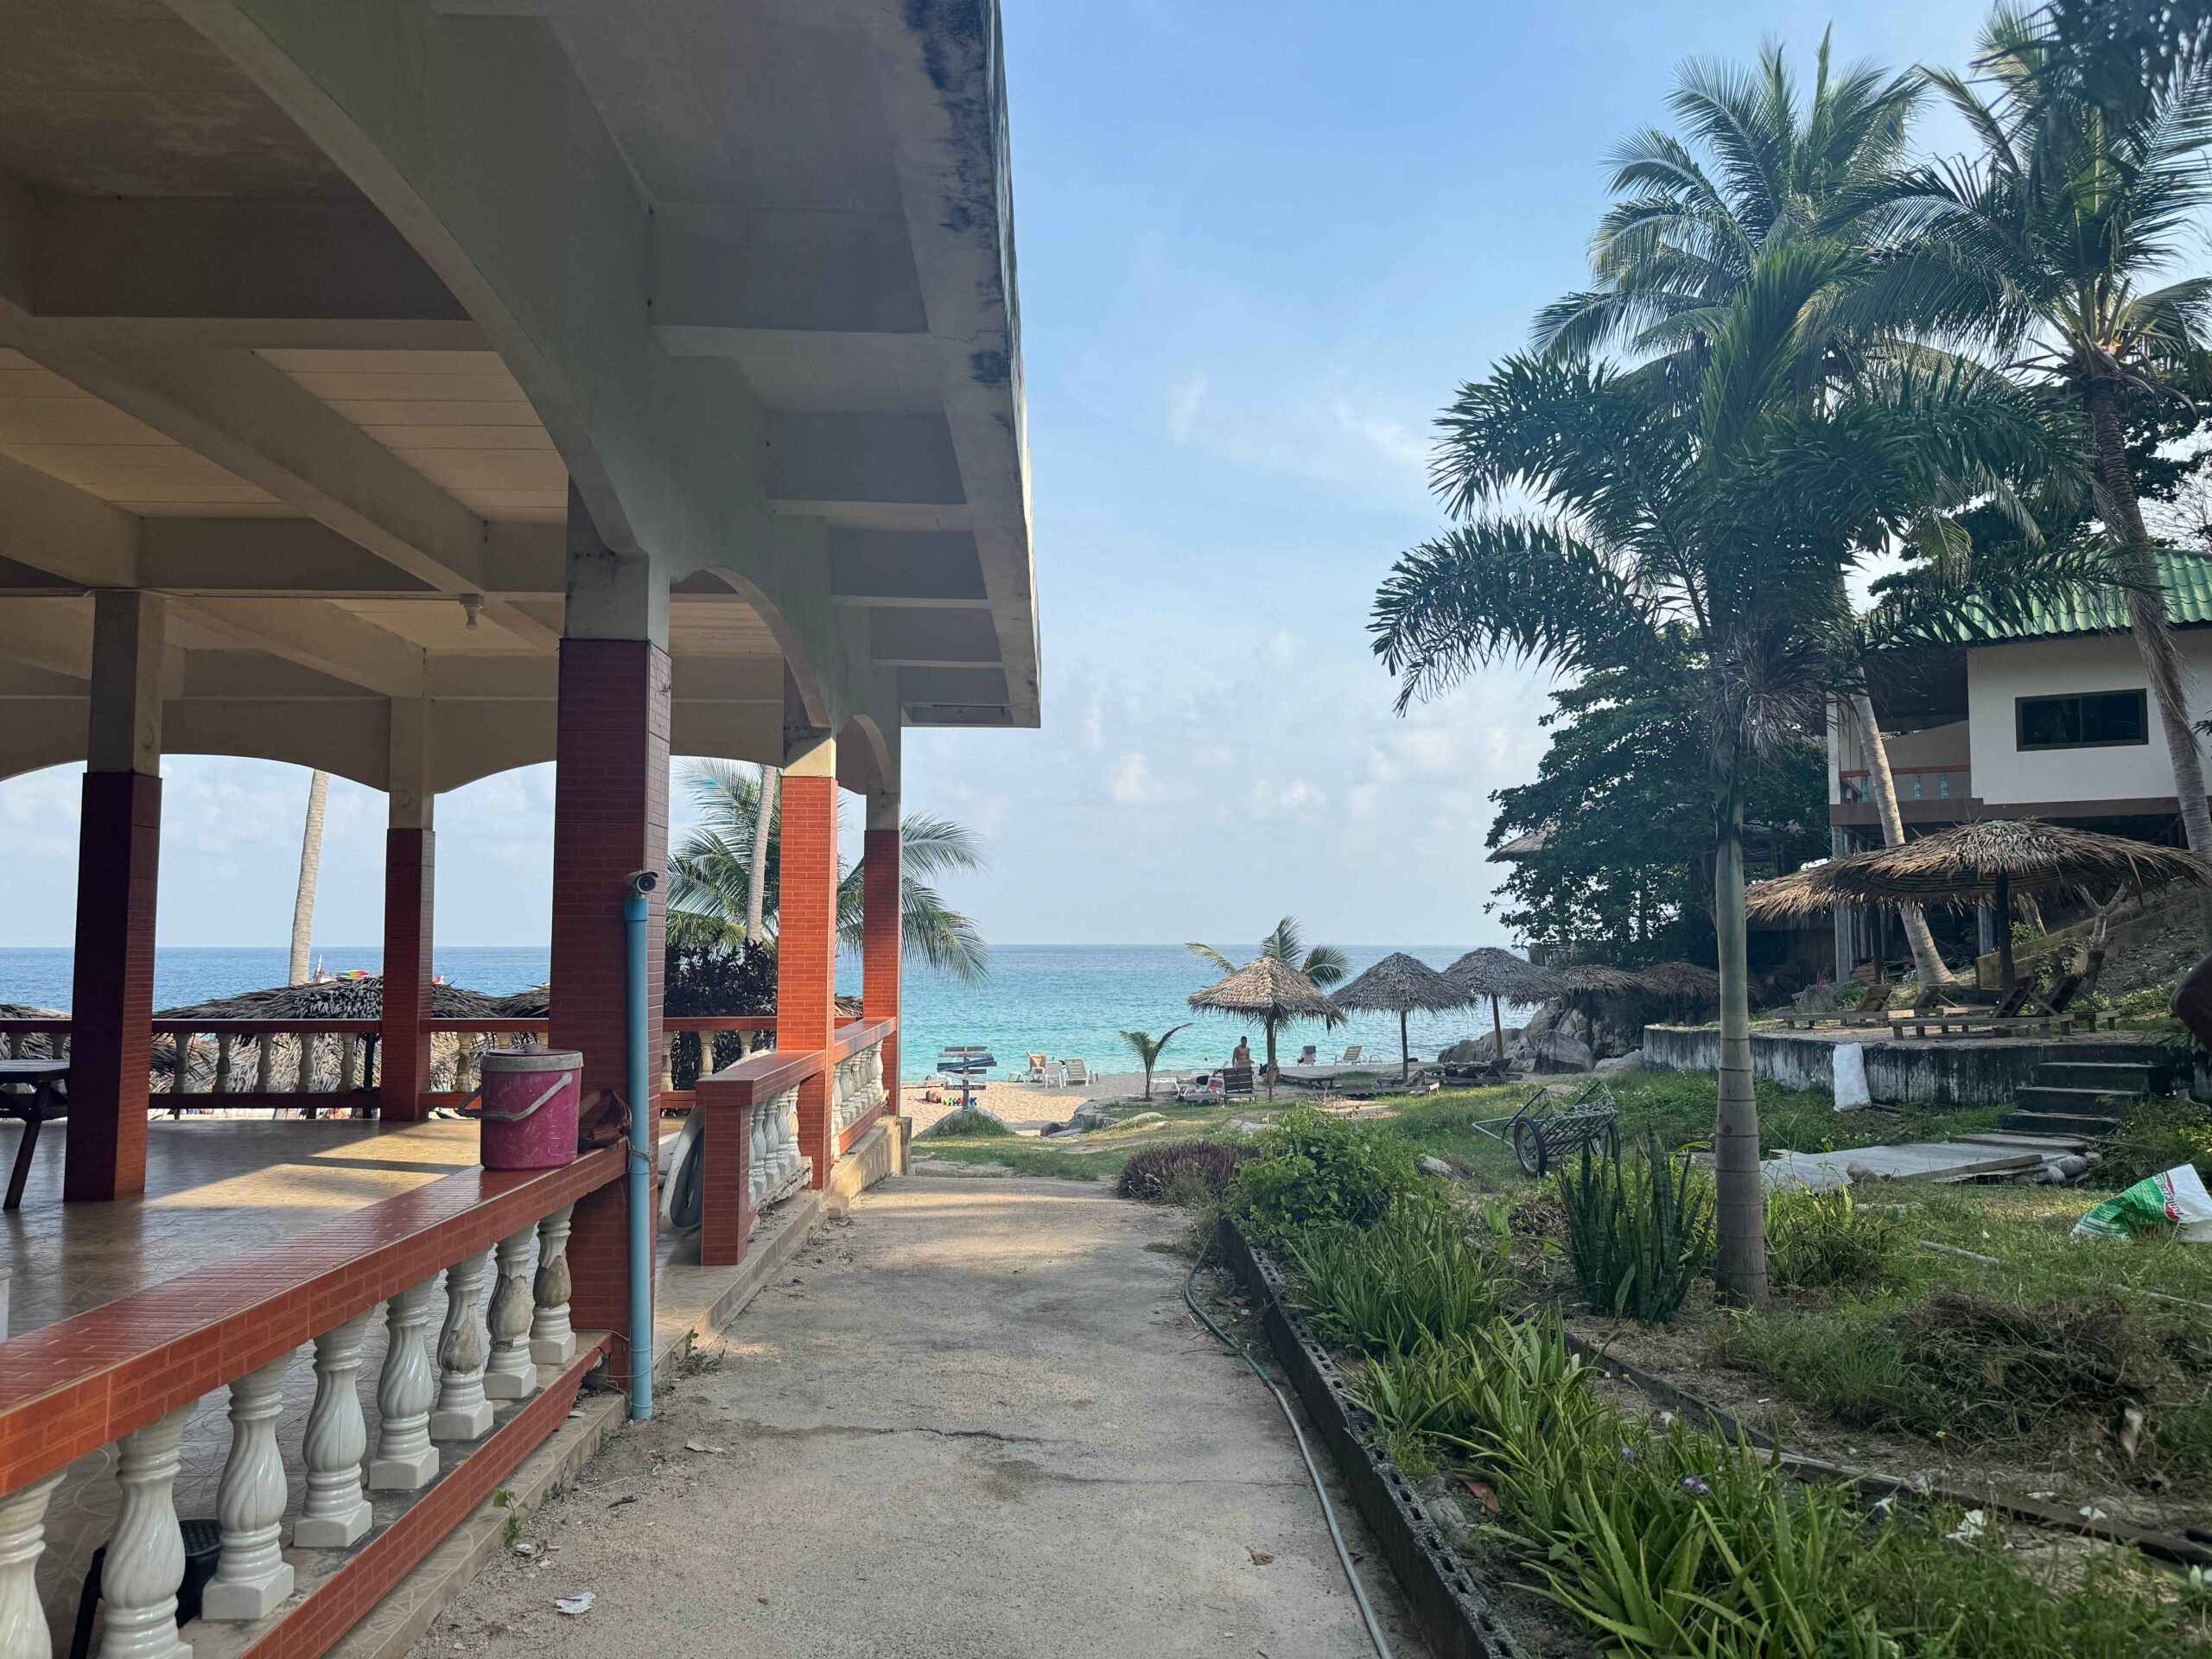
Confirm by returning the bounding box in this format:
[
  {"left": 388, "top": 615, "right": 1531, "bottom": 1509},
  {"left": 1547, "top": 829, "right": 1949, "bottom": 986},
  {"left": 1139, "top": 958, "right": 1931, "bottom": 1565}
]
[
  {"left": 698, "top": 1100, "right": 753, "bottom": 1267},
  {"left": 549, "top": 639, "right": 670, "bottom": 1389},
  {"left": 777, "top": 758, "right": 839, "bottom": 1188},
  {"left": 65, "top": 771, "right": 161, "bottom": 1202},
  {"left": 379, "top": 828, "right": 435, "bottom": 1120},
  {"left": 862, "top": 818, "right": 902, "bottom": 1108}
]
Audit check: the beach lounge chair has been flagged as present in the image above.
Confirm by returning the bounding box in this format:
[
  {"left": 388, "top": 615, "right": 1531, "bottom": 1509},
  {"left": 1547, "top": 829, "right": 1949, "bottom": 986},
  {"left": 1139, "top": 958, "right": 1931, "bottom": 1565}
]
[
  {"left": 1022, "top": 1052, "right": 1049, "bottom": 1083},
  {"left": 1064, "top": 1058, "right": 1093, "bottom": 1087},
  {"left": 1334, "top": 1046, "right": 1363, "bottom": 1065},
  {"left": 1176, "top": 1071, "right": 1225, "bottom": 1104},
  {"left": 1296, "top": 1045, "right": 1318, "bottom": 1066},
  {"left": 1220, "top": 1065, "right": 1256, "bottom": 1102},
  {"left": 1836, "top": 983, "right": 1899, "bottom": 1028}
]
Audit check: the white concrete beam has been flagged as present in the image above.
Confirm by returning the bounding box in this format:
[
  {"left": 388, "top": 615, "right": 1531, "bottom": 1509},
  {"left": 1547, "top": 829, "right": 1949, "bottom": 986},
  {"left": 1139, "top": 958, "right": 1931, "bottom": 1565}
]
[
  {"left": 0, "top": 450, "right": 140, "bottom": 588},
  {"left": 169, "top": 597, "right": 428, "bottom": 697},
  {"left": 0, "top": 599, "right": 93, "bottom": 677}
]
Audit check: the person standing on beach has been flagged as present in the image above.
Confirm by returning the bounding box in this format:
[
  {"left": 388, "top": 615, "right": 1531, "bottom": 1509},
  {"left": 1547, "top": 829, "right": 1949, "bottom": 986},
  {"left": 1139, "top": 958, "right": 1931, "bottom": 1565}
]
[{"left": 1231, "top": 1036, "right": 1253, "bottom": 1072}]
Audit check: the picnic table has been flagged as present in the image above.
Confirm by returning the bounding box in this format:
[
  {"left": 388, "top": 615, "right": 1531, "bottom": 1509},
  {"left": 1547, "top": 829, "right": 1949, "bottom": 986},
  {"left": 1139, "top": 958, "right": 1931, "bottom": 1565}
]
[{"left": 0, "top": 1058, "right": 67, "bottom": 1210}]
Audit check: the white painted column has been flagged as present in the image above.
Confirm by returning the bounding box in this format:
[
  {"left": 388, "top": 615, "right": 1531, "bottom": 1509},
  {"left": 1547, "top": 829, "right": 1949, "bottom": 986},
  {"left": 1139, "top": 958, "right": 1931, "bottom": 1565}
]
[
  {"left": 367, "top": 1280, "right": 441, "bottom": 1491},
  {"left": 529, "top": 1205, "right": 575, "bottom": 1367},
  {"left": 0, "top": 1473, "right": 63, "bottom": 1659},
  {"left": 99, "top": 1403, "right": 196, "bottom": 1659},
  {"left": 203, "top": 1353, "right": 297, "bottom": 1621},
  {"left": 430, "top": 1251, "right": 493, "bottom": 1441},
  {"left": 482, "top": 1228, "right": 537, "bottom": 1401},
  {"left": 296, "top": 1311, "right": 376, "bottom": 1548}
]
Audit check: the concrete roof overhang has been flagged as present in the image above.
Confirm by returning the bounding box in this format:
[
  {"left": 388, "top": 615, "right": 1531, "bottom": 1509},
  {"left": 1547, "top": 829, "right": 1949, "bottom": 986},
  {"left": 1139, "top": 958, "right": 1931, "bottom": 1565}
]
[{"left": 0, "top": 0, "right": 1036, "bottom": 797}]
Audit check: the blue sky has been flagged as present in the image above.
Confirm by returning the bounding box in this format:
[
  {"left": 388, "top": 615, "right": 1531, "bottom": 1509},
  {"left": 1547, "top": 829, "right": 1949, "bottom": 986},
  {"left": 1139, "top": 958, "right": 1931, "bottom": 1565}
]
[{"left": 0, "top": 0, "right": 1994, "bottom": 954}]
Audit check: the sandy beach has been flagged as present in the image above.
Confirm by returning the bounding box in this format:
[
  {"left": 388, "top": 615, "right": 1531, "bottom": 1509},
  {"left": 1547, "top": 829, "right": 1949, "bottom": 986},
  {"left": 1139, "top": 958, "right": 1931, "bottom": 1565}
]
[{"left": 899, "top": 1069, "right": 1157, "bottom": 1136}]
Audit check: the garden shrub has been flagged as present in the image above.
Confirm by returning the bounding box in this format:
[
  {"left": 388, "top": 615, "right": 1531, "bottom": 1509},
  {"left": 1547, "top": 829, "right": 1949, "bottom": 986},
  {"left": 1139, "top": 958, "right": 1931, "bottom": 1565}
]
[
  {"left": 1226, "top": 1107, "right": 1434, "bottom": 1251},
  {"left": 1556, "top": 1134, "right": 1714, "bottom": 1321},
  {"left": 1115, "top": 1140, "right": 1253, "bottom": 1202},
  {"left": 1765, "top": 1182, "right": 1897, "bottom": 1291},
  {"left": 1290, "top": 1199, "right": 1506, "bottom": 1357}
]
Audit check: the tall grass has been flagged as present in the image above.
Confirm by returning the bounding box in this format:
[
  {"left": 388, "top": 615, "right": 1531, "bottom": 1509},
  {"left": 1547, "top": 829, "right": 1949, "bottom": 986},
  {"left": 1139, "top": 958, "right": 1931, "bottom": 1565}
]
[
  {"left": 1290, "top": 1200, "right": 1508, "bottom": 1357},
  {"left": 1557, "top": 1135, "right": 1714, "bottom": 1322}
]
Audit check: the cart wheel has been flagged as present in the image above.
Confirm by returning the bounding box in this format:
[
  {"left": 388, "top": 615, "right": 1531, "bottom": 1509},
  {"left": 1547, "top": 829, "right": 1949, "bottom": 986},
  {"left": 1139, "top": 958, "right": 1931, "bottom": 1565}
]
[{"left": 1513, "top": 1120, "right": 1547, "bottom": 1179}]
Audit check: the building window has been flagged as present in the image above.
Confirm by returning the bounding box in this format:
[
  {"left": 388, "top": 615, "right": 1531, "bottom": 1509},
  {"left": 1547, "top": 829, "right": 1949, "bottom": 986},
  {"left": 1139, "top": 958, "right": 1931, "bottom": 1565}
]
[{"left": 2015, "top": 689, "right": 2149, "bottom": 751}]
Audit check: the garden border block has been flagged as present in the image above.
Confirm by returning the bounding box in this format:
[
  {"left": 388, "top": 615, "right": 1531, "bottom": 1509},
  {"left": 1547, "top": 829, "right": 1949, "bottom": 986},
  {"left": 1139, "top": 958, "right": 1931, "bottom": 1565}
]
[{"left": 1216, "top": 1217, "right": 1525, "bottom": 1659}]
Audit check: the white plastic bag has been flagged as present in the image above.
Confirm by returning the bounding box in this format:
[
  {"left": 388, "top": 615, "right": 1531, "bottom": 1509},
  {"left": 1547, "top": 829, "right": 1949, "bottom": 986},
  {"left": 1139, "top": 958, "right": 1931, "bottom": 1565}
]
[{"left": 1832, "top": 1042, "right": 1872, "bottom": 1110}]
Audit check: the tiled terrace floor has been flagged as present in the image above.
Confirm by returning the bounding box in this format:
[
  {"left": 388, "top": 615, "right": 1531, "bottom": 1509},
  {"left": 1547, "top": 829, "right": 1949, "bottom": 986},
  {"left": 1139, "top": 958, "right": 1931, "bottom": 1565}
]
[{"left": 0, "top": 1116, "right": 753, "bottom": 1654}]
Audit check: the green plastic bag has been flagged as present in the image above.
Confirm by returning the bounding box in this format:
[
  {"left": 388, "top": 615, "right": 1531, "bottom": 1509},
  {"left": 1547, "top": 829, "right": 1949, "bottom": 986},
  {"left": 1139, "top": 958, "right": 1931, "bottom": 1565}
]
[{"left": 2072, "top": 1163, "right": 2212, "bottom": 1241}]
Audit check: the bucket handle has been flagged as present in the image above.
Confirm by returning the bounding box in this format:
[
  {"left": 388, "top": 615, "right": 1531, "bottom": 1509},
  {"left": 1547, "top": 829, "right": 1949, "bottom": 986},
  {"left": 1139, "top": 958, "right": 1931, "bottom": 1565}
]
[{"left": 480, "top": 1075, "right": 570, "bottom": 1125}]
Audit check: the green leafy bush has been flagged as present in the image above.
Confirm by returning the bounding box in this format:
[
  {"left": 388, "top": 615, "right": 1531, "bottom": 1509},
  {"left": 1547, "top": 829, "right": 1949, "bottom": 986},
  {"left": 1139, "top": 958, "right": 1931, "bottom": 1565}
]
[
  {"left": 1290, "top": 1200, "right": 1506, "bottom": 1356},
  {"left": 1226, "top": 1107, "right": 1434, "bottom": 1251},
  {"left": 1115, "top": 1140, "right": 1253, "bottom": 1202},
  {"left": 1556, "top": 1135, "right": 1714, "bottom": 1321},
  {"left": 1765, "top": 1183, "right": 1897, "bottom": 1291}
]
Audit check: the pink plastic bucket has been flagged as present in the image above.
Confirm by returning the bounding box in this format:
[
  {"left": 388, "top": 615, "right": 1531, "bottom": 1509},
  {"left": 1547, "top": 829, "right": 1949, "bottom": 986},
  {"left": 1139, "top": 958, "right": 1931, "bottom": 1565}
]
[{"left": 479, "top": 1049, "right": 582, "bottom": 1171}]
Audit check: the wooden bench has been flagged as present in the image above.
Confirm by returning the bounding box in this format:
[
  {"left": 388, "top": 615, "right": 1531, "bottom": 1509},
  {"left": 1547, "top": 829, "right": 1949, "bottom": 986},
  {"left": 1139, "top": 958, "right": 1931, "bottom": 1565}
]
[{"left": 0, "top": 1058, "right": 67, "bottom": 1211}]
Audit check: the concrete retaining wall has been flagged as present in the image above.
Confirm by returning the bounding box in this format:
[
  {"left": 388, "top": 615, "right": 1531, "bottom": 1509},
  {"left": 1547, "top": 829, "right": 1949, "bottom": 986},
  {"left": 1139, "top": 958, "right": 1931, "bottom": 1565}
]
[{"left": 1642, "top": 1026, "right": 2048, "bottom": 1108}]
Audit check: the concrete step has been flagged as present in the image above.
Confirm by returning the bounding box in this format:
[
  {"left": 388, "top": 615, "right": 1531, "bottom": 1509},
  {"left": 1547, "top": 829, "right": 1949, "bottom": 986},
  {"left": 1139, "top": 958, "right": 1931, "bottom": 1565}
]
[
  {"left": 1999, "top": 1108, "right": 2125, "bottom": 1138},
  {"left": 2013, "top": 1084, "right": 2133, "bottom": 1115},
  {"left": 2032, "top": 1061, "right": 2158, "bottom": 1095},
  {"left": 2037, "top": 1039, "right": 2186, "bottom": 1067}
]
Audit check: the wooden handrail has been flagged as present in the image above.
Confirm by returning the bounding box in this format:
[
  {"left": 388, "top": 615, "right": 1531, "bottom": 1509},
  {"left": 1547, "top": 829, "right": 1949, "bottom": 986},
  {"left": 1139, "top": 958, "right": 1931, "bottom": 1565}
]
[
  {"left": 694, "top": 1017, "right": 897, "bottom": 1108},
  {"left": 0, "top": 1146, "right": 621, "bottom": 1496}
]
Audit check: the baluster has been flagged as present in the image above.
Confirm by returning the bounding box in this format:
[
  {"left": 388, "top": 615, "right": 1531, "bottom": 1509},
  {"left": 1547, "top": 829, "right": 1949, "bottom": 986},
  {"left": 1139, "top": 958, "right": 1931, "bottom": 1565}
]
[
  {"left": 338, "top": 1035, "right": 358, "bottom": 1094},
  {"left": 0, "top": 1472, "right": 63, "bottom": 1659},
  {"left": 203, "top": 1352, "right": 297, "bottom": 1620},
  {"left": 99, "top": 1402, "right": 196, "bottom": 1659},
  {"left": 748, "top": 1105, "right": 768, "bottom": 1212},
  {"left": 213, "top": 1033, "right": 234, "bottom": 1095},
  {"left": 296, "top": 1310, "right": 375, "bottom": 1547},
  {"left": 367, "top": 1279, "right": 441, "bottom": 1491},
  {"left": 430, "top": 1251, "right": 493, "bottom": 1440},
  {"left": 254, "top": 1033, "right": 273, "bottom": 1094},
  {"left": 530, "top": 1205, "right": 575, "bottom": 1366},
  {"left": 482, "top": 1228, "right": 537, "bottom": 1401}
]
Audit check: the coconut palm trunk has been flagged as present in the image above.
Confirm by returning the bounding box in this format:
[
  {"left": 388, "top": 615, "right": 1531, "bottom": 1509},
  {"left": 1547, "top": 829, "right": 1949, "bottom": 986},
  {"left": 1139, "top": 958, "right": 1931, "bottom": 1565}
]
[
  {"left": 2086, "top": 385, "right": 2212, "bottom": 854},
  {"left": 1712, "top": 784, "right": 1768, "bottom": 1308},
  {"left": 1847, "top": 695, "right": 1953, "bottom": 987},
  {"left": 289, "top": 768, "right": 330, "bottom": 986},
  {"left": 744, "top": 763, "right": 778, "bottom": 954},
  {"left": 1264, "top": 1019, "right": 1278, "bottom": 1102}
]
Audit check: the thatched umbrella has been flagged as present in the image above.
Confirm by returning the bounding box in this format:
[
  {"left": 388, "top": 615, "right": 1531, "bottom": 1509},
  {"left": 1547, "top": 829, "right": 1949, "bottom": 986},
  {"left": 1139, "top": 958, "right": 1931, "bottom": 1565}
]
[
  {"left": 1332, "top": 953, "right": 1466, "bottom": 1081},
  {"left": 1745, "top": 819, "right": 2212, "bottom": 990},
  {"left": 1552, "top": 963, "right": 1643, "bottom": 995},
  {"left": 1188, "top": 957, "right": 1343, "bottom": 1100},
  {"left": 1633, "top": 960, "right": 1720, "bottom": 1014},
  {"left": 1446, "top": 947, "right": 1562, "bottom": 1064}
]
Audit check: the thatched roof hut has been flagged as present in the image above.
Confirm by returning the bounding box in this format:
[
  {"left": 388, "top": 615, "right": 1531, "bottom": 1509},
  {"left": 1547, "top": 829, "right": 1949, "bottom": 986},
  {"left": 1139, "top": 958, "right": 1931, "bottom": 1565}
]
[
  {"left": 1189, "top": 957, "right": 1342, "bottom": 1099},
  {"left": 1444, "top": 948, "right": 1562, "bottom": 1059},
  {"left": 1744, "top": 819, "right": 2212, "bottom": 988},
  {"left": 1332, "top": 953, "right": 1465, "bottom": 1080},
  {"left": 1632, "top": 960, "right": 1720, "bottom": 1012},
  {"left": 1552, "top": 963, "right": 1644, "bottom": 995}
]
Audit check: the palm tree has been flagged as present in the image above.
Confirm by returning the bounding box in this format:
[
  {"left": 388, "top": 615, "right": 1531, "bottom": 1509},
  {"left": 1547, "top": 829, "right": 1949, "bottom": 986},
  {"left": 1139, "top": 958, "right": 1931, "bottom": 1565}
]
[
  {"left": 667, "top": 761, "right": 989, "bottom": 981},
  {"left": 744, "top": 762, "right": 777, "bottom": 958},
  {"left": 1881, "top": 6, "right": 2212, "bottom": 850},
  {"left": 1120, "top": 1023, "right": 1191, "bottom": 1101},
  {"left": 1186, "top": 916, "right": 1348, "bottom": 989},
  {"left": 289, "top": 768, "right": 331, "bottom": 986},
  {"left": 1538, "top": 35, "right": 1960, "bottom": 989},
  {"left": 1372, "top": 252, "right": 2088, "bottom": 1304}
]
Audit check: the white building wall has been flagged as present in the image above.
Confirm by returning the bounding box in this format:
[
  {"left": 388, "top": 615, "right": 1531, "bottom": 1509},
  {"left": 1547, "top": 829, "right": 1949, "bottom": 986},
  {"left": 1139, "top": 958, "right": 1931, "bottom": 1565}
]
[{"left": 1966, "top": 632, "right": 2212, "bottom": 805}]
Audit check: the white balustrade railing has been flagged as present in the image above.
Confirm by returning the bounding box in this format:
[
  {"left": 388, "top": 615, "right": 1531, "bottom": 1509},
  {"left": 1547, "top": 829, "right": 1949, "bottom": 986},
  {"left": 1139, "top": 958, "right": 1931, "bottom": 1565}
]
[
  {"left": 0, "top": 1212, "right": 581, "bottom": 1658},
  {"left": 748, "top": 1087, "right": 805, "bottom": 1213},
  {"left": 829, "top": 1042, "right": 887, "bottom": 1136}
]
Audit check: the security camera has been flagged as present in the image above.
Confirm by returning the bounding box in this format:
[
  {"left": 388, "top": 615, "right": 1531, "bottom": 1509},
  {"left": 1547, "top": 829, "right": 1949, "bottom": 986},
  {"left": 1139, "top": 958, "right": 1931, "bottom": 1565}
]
[{"left": 626, "top": 869, "right": 659, "bottom": 896}]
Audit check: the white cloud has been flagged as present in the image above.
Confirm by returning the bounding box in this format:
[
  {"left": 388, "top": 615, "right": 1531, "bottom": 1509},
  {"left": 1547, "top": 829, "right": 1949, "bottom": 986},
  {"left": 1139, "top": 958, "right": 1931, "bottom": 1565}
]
[
  {"left": 1106, "top": 751, "right": 1166, "bottom": 805},
  {"left": 1249, "top": 778, "right": 1325, "bottom": 819},
  {"left": 1166, "top": 372, "right": 1209, "bottom": 441}
]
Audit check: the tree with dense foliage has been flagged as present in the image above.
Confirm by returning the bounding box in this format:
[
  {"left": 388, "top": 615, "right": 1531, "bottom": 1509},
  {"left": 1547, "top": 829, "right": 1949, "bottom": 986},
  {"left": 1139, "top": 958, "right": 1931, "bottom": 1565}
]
[
  {"left": 668, "top": 761, "right": 988, "bottom": 981},
  {"left": 1488, "top": 660, "right": 1827, "bottom": 963},
  {"left": 1880, "top": 4, "right": 2212, "bottom": 849},
  {"left": 1185, "top": 917, "right": 1349, "bottom": 990}
]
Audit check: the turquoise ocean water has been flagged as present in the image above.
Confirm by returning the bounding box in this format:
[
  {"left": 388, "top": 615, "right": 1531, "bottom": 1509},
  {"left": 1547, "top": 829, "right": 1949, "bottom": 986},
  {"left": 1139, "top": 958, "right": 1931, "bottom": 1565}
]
[{"left": 0, "top": 944, "right": 1525, "bottom": 1082}]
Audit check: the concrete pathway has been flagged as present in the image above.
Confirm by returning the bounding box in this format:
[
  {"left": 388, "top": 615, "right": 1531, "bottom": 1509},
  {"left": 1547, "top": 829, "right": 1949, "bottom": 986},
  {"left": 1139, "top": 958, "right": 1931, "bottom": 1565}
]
[{"left": 410, "top": 1176, "right": 1427, "bottom": 1659}]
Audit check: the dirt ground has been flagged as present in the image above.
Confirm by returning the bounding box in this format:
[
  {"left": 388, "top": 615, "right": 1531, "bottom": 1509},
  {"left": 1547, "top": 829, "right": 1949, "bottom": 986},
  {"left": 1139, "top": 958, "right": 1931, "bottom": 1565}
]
[{"left": 409, "top": 1175, "right": 1430, "bottom": 1659}]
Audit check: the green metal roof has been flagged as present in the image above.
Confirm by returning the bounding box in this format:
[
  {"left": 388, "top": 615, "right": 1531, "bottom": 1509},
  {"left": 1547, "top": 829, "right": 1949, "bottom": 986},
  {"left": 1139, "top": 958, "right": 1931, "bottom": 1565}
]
[{"left": 1974, "top": 549, "right": 2212, "bottom": 642}]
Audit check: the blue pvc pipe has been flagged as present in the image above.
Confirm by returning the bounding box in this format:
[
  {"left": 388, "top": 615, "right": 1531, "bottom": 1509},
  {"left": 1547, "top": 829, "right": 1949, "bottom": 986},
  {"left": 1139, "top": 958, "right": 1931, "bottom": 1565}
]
[{"left": 624, "top": 889, "right": 654, "bottom": 1421}]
